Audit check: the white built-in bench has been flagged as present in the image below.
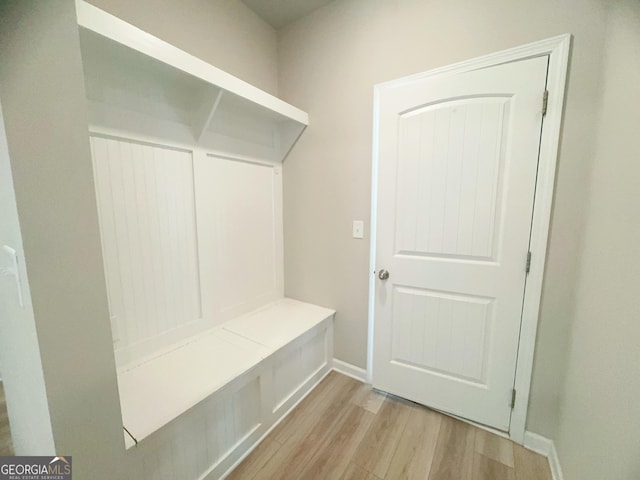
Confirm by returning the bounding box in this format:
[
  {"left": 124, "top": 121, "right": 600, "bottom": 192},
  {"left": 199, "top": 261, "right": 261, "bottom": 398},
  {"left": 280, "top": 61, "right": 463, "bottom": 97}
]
[
  {"left": 74, "top": 4, "right": 329, "bottom": 478},
  {"left": 118, "top": 298, "right": 334, "bottom": 479}
]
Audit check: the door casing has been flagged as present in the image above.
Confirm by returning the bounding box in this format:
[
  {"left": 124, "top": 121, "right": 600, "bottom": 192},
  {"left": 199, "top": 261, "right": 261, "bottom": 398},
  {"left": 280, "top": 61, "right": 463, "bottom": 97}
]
[{"left": 367, "top": 34, "right": 571, "bottom": 443}]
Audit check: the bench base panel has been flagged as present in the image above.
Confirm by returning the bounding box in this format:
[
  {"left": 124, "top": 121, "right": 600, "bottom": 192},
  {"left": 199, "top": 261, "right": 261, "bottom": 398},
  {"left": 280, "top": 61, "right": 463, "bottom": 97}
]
[{"left": 124, "top": 320, "right": 333, "bottom": 480}]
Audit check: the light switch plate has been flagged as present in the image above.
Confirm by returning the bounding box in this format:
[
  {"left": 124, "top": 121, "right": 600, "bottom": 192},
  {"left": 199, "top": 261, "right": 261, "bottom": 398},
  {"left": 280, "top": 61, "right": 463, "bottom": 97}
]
[
  {"left": 2, "top": 244, "right": 24, "bottom": 308},
  {"left": 352, "top": 220, "right": 364, "bottom": 239}
]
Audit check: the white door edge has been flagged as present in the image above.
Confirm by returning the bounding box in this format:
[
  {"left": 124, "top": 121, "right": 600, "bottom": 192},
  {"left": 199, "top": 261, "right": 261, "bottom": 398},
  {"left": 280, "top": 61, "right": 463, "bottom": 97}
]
[{"left": 366, "top": 33, "right": 571, "bottom": 444}]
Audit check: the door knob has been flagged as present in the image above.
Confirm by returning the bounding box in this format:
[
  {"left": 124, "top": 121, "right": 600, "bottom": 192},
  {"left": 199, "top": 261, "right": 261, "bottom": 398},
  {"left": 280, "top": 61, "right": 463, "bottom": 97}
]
[{"left": 378, "top": 269, "right": 390, "bottom": 280}]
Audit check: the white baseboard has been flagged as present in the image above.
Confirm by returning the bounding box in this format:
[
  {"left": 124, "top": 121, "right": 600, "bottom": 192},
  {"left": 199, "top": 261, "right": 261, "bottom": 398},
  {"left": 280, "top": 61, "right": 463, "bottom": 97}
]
[
  {"left": 332, "top": 358, "right": 368, "bottom": 383},
  {"left": 523, "top": 431, "right": 551, "bottom": 456},
  {"left": 547, "top": 441, "right": 564, "bottom": 480},
  {"left": 524, "top": 431, "right": 564, "bottom": 480}
]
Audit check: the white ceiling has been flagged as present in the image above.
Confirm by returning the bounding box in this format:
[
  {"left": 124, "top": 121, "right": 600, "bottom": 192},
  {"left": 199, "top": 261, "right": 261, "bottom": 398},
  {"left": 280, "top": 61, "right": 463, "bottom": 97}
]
[{"left": 241, "top": 0, "right": 335, "bottom": 29}]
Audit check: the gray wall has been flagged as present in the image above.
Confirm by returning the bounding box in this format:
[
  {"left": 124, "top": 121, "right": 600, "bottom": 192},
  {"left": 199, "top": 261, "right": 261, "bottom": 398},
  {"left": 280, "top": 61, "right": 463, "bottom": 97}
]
[
  {"left": 87, "top": 0, "right": 279, "bottom": 95},
  {"left": 3, "top": 1, "right": 637, "bottom": 478},
  {"left": 554, "top": 1, "right": 640, "bottom": 478},
  {"left": 277, "top": 0, "right": 608, "bottom": 440},
  {"left": 0, "top": 1, "right": 125, "bottom": 477},
  {"left": 0, "top": 92, "right": 55, "bottom": 457}
]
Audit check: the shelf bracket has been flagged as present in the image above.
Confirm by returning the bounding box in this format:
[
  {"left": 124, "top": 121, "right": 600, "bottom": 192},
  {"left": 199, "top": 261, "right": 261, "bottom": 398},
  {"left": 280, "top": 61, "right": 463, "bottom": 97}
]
[{"left": 193, "top": 89, "right": 224, "bottom": 144}]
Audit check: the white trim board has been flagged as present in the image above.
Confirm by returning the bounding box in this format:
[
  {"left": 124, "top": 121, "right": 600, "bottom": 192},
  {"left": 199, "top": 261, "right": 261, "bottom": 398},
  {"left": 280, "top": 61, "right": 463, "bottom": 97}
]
[
  {"left": 367, "top": 34, "right": 571, "bottom": 442},
  {"left": 332, "top": 359, "right": 368, "bottom": 383},
  {"left": 524, "top": 431, "right": 565, "bottom": 480}
]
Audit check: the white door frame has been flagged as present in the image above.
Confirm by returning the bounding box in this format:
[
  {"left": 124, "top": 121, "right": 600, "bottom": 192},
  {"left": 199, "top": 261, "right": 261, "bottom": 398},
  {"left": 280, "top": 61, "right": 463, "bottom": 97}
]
[{"left": 367, "top": 34, "right": 571, "bottom": 443}]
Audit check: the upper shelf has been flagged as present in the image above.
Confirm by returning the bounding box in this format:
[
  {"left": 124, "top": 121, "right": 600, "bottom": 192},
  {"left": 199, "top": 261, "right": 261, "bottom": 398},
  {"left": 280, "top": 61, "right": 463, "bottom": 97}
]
[{"left": 75, "top": 0, "right": 308, "bottom": 163}]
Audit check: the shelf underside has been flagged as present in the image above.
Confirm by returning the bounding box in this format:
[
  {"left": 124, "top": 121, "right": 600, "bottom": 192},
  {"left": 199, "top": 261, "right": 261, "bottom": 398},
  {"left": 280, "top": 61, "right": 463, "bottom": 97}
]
[{"left": 79, "top": 28, "right": 305, "bottom": 162}]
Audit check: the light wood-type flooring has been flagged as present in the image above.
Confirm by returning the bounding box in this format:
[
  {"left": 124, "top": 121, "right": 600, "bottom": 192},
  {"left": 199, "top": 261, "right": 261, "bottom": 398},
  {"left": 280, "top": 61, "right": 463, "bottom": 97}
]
[
  {"left": 228, "top": 372, "right": 551, "bottom": 480},
  {"left": 0, "top": 382, "right": 13, "bottom": 455}
]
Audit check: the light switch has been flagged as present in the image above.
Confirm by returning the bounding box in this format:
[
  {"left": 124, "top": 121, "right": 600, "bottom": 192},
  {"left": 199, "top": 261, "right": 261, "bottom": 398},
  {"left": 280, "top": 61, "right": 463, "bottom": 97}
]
[
  {"left": 2, "top": 245, "right": 24, "bottom": 308},
  {"left": 352, "top": 220, "right": 364, "bottom": 239}
]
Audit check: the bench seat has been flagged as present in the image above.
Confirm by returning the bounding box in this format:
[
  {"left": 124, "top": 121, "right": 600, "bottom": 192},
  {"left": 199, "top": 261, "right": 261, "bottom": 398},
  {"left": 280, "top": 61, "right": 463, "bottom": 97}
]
[{"left": 116, "top": 298, "right": 335, "bottom": 472}]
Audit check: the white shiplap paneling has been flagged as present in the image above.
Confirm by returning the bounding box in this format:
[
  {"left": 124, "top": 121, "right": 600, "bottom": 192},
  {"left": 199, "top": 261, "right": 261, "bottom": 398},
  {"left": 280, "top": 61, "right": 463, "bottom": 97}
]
[
  {"left": 91, "top": 134, "right": 286, "bottom": 366},
  {"left": 126, "top": 375, "right": 262, "bottom": 480},
  {"left": 194, "top": 153, "right": 283, "bottom": 327},
  {"left": 272, "top": 329, "right": 328, "bottom": 412},
  {"left": 91, "top": 135, "right": 201, "bottom": 353}
]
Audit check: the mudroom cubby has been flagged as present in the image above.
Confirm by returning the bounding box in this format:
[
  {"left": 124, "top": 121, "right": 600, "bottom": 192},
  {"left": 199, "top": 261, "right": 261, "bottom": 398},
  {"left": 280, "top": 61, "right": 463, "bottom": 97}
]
[{"left": 76, "top": 2, "right": 334, "bottom": 478}]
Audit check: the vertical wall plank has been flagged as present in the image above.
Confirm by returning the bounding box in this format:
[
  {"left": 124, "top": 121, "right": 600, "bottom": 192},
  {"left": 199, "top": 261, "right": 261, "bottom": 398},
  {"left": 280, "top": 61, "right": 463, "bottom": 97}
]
[
  {"left": 90, "top": 136, "right": 201, "bottom": 353},
  {"left": 193, "top": 153, "right": 282, "bottom": 328}
]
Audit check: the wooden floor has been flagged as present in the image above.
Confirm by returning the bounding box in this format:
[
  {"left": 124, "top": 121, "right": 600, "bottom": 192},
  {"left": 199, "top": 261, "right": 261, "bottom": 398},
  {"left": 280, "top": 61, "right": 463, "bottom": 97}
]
[
  {"left": 228, "top": 372, "right": 551, "bottom": 480},
  {"left": 0, "top": 382, "right": 13, "bottom": 456}
]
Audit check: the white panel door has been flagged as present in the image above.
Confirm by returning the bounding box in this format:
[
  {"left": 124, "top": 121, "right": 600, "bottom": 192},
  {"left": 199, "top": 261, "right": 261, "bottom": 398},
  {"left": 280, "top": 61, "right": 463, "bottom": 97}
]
[{"left": 372, "top": 56, "right": 549, "bottom": 430}]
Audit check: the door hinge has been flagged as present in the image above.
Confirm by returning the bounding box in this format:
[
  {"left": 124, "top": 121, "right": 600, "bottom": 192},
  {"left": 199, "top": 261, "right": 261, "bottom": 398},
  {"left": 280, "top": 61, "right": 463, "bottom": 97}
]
[
  {"left": 542, "top": 90, "right": 549, "bottom": 116},
  {"left": 510, "top": 389, "right": 517, "bottom": 408},
  {"left": 526, "top": 251, "right": 532, "bottom": 274}
]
